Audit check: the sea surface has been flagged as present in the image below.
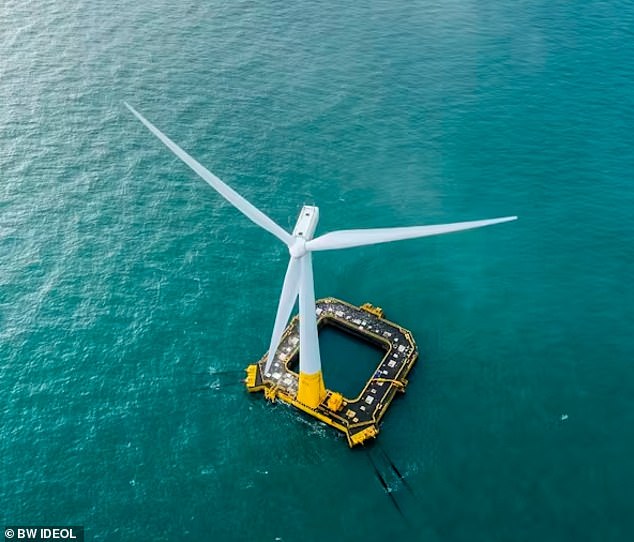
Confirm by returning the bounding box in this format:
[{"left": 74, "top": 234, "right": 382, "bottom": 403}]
[{"left": 1, "top": 1, "right": 633, "bottom": 541}]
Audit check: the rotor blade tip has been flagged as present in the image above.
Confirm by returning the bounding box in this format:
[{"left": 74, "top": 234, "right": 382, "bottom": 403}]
[
  {"left": 494, "top": 215, "right": 518, "bottom": 223},
  {"left": 123, "top": 102, "right": 143, "bottom": 120}
]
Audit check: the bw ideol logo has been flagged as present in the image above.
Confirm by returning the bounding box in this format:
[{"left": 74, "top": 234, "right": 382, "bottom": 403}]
[{"left": 4, "top": 527, "right": 84, "bottom": 542}]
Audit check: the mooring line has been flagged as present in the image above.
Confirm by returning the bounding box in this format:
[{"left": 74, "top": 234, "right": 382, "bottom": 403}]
[
  {"left": 377, "top": 442, "right": 415, "bottom": 497},
  {"left": 366, "top": 450, "right": 407, "bottom": 521}
]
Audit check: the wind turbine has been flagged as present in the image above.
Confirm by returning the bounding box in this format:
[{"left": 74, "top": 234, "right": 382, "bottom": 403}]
[{"left": 124, "top": 103, "right": 517, "bottom": 409}]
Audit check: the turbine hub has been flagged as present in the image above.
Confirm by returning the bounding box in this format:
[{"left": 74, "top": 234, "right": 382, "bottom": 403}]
[{"left": 289, "top": 237, "right": 307, "bottom": 259}]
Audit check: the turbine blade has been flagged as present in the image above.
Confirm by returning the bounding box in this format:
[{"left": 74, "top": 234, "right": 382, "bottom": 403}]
[
  {"left": 298, "top": 254, "right": 321, "bottom": 375},
  {"left": 306, "top": 216, "right": 517, "bottom": 251},
  {"left": 264, "top": 257, "right": 301, "bottom": 374},
  {"left": 124, "top": 103, "right": 292, "bottom": 246}
]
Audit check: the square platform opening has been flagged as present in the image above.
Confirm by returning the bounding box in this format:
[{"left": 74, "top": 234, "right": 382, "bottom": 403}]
[{"left": 288, "top": 321, "right": 386, "bottom": 400}]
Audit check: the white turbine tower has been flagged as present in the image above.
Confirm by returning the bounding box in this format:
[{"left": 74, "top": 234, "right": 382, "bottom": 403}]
[{"left": 125, "top": 103, "right": 517, "bottom": 408}]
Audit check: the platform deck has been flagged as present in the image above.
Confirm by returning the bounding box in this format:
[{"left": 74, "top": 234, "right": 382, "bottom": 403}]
[{"left": 245, "top": 298, "right": 419, "bottom": 446}]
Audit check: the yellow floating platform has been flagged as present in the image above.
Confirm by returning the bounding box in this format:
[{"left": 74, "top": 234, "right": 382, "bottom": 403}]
[{"left": 245, "top": 298, "right": 418, "bottom": 447}]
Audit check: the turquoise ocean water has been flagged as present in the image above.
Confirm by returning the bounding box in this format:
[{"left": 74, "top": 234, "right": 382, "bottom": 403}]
[{"left": 1, "top": 1, "right": 633, "bottom": 540}]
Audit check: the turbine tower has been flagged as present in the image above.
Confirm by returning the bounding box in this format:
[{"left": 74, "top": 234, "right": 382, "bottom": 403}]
[{"left": 125, "top": 103, "right": 517, "bottom": 409}]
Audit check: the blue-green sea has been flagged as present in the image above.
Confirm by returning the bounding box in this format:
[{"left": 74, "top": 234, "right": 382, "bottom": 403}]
[{"left": 1, "top": 1, "right": 633, "bottom": 540}]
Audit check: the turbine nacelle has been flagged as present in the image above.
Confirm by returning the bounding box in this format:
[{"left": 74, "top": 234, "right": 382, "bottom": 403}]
[
  {"left": 291, "top": 205, "right": 320, "bottom": 240},
  {"left": 288, "top": 205, "right": 320, "bottom": 258}
]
